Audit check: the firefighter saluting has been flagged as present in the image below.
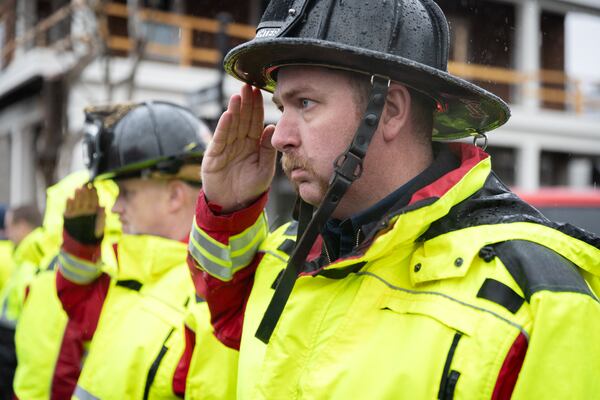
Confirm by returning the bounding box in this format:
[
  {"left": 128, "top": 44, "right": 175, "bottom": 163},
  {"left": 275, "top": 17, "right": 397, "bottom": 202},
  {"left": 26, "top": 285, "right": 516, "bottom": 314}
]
[
  {"left": 54, "top": 101, "right": 236, "bottom": 399},
  {"left": 187, "top": 0, "right": 600, "bottom": 399}
]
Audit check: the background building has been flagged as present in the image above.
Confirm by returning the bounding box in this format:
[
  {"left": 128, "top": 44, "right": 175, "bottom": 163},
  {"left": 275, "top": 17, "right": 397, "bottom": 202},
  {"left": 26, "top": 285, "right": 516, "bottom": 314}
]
[{"left": 1, "top": 0, "right": 599, "bottom": 228}]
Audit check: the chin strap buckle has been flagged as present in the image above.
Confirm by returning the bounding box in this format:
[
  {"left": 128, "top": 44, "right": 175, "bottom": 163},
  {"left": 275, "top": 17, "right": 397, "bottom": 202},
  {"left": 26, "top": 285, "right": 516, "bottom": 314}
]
[{"left": 333, "top": 152, "right": 364, "bottom": 183}]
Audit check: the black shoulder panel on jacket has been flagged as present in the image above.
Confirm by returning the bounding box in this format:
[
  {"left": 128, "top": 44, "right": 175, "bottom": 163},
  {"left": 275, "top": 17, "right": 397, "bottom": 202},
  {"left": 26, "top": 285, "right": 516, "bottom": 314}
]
[{"left": 493, "top": 240, "right": 596, "bottom": 302}]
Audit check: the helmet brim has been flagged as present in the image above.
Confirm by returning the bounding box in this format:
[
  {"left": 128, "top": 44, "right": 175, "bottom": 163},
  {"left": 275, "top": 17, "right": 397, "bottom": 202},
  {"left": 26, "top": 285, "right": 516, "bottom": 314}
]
[
  {"left": 93, "top": 154, "right": 204, "bottom": 182},
  {"left": 224, "top": 37, "right": 510, "bottom": 140}
]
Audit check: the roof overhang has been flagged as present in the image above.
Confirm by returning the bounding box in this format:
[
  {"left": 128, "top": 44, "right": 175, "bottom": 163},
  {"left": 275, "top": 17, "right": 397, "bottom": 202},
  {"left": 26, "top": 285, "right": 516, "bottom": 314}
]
[{"left": 0, "top": 48, "right": 76, "bottom": 110}]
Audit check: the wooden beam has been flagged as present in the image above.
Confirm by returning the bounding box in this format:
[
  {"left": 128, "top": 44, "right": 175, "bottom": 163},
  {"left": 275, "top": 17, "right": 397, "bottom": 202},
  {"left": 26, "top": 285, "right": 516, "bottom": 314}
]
[
  {"left": 448, "top": 61, "right": 528, "bottom": 84},
  {"left": 104, "top": 2, "right": 253, "bottom": 39},
  {"left": 227, "top": 23, "right": 255, "bottom": 40},
  {"left": 107, "top": 35, "right": 221, "bottom": 64},
  {"left": 180, "top": 27, "right": 193, "bottom": 66}
]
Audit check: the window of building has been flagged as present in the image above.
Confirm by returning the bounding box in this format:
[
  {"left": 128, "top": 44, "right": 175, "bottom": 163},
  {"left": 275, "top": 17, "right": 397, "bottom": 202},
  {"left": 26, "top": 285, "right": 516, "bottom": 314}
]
[
  {"left": 437, "top": 0, "right": 515, "bottom": 103},
  {"left": 486, "top": 145, "right": 516, "bottom": 186},
  {"left": 540, "top": 11, "right": 566, "bottom": 111},
  {"left": 540, "top": 150, "right": 570, "bottom": 187},
  {"left": 539, "top": 151, "right": 600, "bottom": 189}
]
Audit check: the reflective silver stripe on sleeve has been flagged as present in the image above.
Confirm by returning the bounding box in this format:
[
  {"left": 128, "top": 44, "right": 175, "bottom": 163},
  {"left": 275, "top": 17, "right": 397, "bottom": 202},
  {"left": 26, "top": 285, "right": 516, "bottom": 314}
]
[
  {"left": 229, "top": 213, "right": 268, "bottom": 254},
  {"left": 188, "top": 238, "right": 233, "bottom": 280},
  {"left": 188, "top": 213, "right": 268, "bottom": 281},
  {"left": 58, "top": 251, "right": 102, "bottom": 284},
  {"left": 73, "top": 385, "right": 100, "bottom": 400},
  {"left": 189, "top": 221, "right": 231, "bottom": 261}
]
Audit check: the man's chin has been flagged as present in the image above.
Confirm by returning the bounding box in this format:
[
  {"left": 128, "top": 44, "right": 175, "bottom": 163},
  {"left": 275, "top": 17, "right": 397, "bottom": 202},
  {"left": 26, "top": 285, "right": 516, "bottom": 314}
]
[{"left": 297, "top": 184, "right": 324, "bottom": 207}]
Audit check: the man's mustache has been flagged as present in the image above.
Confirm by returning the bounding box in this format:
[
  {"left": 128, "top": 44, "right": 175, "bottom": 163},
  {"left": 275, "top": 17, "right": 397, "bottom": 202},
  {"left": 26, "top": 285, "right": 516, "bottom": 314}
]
[
  {"left": 281, "top": 153, "right": 312, "bottom": 176},
  {"left": 281, "top": 153, "right": 329, "bottom": 200}
]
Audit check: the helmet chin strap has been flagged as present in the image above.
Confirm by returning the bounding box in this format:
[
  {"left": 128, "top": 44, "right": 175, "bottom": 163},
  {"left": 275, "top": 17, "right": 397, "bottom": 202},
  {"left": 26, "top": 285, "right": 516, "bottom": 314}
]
[{"left": 255, "top": 75, "right": 391, "bottom": 343}]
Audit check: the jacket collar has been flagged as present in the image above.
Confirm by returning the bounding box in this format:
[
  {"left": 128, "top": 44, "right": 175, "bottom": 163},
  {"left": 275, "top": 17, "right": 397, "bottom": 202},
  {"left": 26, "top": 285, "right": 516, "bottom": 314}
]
[
  {"left": 114, "top": 234, "right": 187, "bottom": 283},
  {"left": 355, "top": 143, "right": 493, "bottom": 259},
  {"left": 313, "top": 143, "right": 600, "bottom": 283},
  {"left": 320, "top": 143, "right": 463, "bottom": 263},
  {"left": 308, "top": 143, "right": 492, "bottom": 274}
]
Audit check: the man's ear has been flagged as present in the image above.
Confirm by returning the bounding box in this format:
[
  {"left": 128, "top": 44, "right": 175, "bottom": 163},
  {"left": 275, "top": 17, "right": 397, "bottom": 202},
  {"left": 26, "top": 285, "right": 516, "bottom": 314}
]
[
  {"left": 381, "top": 83, "right": 411, "bottom": 142},
  {"left": 166, "top": 180, "right": 185, "bottom": 213}
]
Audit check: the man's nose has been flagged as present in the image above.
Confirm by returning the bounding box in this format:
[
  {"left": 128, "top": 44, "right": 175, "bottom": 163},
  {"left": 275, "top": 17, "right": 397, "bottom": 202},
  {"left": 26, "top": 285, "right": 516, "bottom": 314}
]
[
  {"left": 111, "top": 196, "right": 124, "bottom": 215},
  {"left": 271, "top": 112, "right": 300, "bottom": 153}
]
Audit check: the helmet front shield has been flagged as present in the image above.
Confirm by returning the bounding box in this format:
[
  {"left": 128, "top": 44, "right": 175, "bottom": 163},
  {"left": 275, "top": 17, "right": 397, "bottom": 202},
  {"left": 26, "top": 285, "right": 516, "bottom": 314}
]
[{"left": 255, "top": 0, "right": 309, "bottom": 39}]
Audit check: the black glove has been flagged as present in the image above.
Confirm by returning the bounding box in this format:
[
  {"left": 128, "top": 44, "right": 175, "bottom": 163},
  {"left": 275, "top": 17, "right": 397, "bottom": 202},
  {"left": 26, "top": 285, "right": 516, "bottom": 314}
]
[{"left": 64, "top": 214, "right": 103, "bottom": 245}]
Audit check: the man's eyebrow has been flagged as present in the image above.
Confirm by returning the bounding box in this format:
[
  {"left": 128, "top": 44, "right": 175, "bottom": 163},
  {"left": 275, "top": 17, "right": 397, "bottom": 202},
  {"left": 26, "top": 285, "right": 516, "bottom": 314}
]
[{"left": 272, "top": 85, "right": 316, "bottom": 106}]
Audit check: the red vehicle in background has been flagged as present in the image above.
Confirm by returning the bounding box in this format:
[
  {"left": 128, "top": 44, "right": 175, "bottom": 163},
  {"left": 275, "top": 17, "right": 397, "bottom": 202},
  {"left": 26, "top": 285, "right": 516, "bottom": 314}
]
[{"left": 516, "top": 189, "right": 600, "bottom": 235}]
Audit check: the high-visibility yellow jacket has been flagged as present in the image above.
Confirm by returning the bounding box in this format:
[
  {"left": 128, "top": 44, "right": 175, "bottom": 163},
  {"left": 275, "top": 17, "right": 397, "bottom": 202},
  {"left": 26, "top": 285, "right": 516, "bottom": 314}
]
[
  {"left": 0, "top": 170, "right": 119, "bottom": 329},
  {"left": 0, "top": 228, "right": 52, "bottom": 327},
  {"left": 188, "top": 143, "right": 600, "bottom": 399},
  {"left": 13, "top": 172, "right": 120, "bottom": 400},
  {"left": 14, "top": 245, "right": 116, "bottom": 400},
  {"left": 59, "top": 234, "right": 194, "bottom": 400},
  {"left": 183, "top": 300, "right": 239, "bottom": 400},
  {"left": 13, "top": 265, "right": 66, "bottom": 400},
  {"left": 0, "top": 240, "right": 14, "bottom": 291}
]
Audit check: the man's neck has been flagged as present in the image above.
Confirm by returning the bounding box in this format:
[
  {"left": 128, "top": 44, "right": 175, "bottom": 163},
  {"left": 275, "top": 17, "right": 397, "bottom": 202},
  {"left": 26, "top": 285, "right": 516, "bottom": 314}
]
[
  {"left": 321, "top": 143, "right": 459, "bottom": 261},
  {"left": 333, "top": 142, "right": 434, "bottom": 219}
]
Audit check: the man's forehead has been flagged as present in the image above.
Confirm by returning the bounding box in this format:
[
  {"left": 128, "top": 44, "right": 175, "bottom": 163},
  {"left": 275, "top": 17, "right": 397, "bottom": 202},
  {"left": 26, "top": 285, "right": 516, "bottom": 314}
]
[
  {"left": 272, "top": 66, "right": 350, "bottom": 102},
  {"left": 116, "top": 177, "right": 169, "bottom": 190},
  {"left": 272, "top": 82, "right": 318, "bottom": 104},
  {"left": 116, "top": 178, "right": 142, "bottom": 190},
  {"left": 276, "top": 65, "right": 348, "bottom": 83}
]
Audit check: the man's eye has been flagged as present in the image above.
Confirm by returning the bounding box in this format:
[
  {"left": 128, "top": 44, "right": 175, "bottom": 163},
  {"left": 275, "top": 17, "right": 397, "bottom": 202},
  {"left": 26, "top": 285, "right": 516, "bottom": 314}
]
[{"left": 301, "top": 99, "right": 314, "bottom": 108}]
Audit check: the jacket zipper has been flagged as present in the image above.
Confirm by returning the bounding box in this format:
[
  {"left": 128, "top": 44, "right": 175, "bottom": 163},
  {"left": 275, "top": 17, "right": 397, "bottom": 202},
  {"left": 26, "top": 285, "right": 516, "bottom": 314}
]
[
  {"left": 438, "top": 332, "right": 462, "bottom": 400},
  {"left": 143, "top": 328, "right": 174, "bottom": 400},
  {"left": 322, "top": 228, "right": 362, "bottom": 265},
  {"left": 323, "top": 243, "right": 332, "bottom": 265},
  {"left": 355, "top": 228, "right": 362, "bottom": 248}
]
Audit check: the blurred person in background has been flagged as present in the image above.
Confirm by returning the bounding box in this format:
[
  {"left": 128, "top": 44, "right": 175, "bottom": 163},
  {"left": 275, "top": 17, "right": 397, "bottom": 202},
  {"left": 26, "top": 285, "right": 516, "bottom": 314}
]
[
  {"left": 0, "top": 205, "right": 14, "bottom": 292},
  {"left": 11, "top": 170, "right": 121, "bottom": 400},
  {"left": 0, "top": 205, "right": 6, "bottom": 238},
  {"left": 0, "top": 204, "right": 13, "bottom": 400},
  {"left": 54, "top": 101, "right": 236, "bottom": 399},
  {"left": 4, "top": 205, "right": 42, "bottom": 248},
  {"left": 0, "top": 204, "right": 43, "bottom": 399}
]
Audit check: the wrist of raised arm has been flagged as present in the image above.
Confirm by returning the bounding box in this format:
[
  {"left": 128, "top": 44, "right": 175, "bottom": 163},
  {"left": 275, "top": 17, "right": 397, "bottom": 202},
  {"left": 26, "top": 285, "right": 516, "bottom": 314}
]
[
  {"left": 62, "top": 229, "right": 102, "bottom": 263},
  {"left": 59, "top": 230, "right": 103, "bottom": 285},
  {"left": 195, "top": 189, "right": 269, "bottom": 236}
]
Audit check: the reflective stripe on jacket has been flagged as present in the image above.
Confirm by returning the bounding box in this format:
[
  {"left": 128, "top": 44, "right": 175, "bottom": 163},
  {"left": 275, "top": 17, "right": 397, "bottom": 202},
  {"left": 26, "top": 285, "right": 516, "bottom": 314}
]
[{"left": 189, "top": 143, "right": 600, "bottom": 399}]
